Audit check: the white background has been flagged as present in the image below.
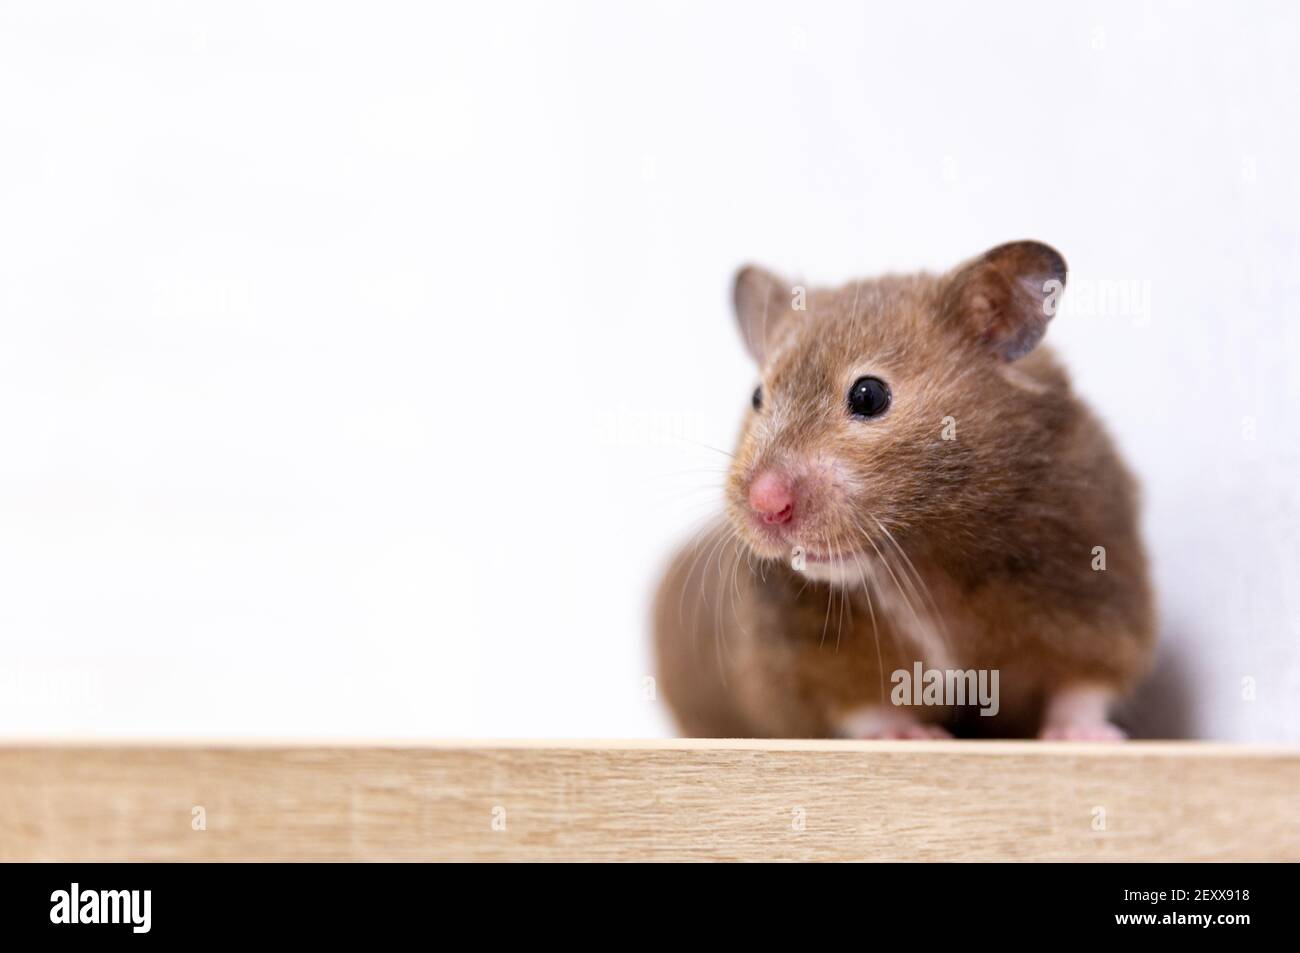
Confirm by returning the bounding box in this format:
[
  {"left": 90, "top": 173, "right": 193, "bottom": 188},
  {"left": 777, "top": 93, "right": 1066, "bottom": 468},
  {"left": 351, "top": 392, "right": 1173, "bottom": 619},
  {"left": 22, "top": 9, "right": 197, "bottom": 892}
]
[{"left": 1, "top": 1, "right": 1296, "bottom": 740}]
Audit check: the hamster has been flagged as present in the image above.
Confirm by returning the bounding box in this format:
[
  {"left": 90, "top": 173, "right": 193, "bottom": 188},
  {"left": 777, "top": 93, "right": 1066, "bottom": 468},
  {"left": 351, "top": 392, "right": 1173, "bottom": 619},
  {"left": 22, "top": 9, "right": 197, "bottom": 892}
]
[{"left": 653, "top": 241, "right": 1155, "bottom": 740}]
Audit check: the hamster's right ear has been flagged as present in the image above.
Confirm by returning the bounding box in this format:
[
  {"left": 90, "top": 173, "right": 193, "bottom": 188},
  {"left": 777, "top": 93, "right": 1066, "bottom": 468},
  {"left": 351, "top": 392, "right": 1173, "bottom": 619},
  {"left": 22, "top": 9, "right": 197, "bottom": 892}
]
[
  {"left": 733, "top": 265, "right": 790, "bottom": 364},
  {"left": 942, "top": 241, "right": 1067, "bottom": 362}
]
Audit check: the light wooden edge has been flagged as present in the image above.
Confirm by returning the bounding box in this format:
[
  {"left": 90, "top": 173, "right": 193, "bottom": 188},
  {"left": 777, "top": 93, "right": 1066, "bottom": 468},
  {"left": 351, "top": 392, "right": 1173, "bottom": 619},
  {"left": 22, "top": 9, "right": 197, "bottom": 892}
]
[
  {"left": 2, "top": 741, "right": 1297, "bottom": 861},
  {"left": 0, "top": 737, "right": 1295, "bottom": 754}
]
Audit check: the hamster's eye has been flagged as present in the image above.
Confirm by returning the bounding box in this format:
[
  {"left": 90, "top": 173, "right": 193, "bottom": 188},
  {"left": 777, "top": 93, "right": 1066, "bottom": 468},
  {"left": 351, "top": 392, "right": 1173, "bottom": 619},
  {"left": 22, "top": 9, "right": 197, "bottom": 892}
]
[
  {"left": 752, "top": 385, "right": 763, "bottom": 411},
  {"left": 847, "top": 376, "right": 891, "bottom": 418}
]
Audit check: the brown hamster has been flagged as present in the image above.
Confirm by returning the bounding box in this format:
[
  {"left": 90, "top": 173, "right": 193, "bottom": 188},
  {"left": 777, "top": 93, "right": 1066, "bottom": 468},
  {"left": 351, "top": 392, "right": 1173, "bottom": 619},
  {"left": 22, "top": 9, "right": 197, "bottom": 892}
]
[{"left": 653, "top": 241, "right": 1155, "bottom": 739}]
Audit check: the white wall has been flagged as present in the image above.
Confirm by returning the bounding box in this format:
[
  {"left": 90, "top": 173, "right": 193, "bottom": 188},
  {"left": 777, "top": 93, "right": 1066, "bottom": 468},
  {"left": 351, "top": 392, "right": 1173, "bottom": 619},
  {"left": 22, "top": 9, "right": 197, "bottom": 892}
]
[{"left": 1, "top": 1, "right": 1295, "bottom": 740}]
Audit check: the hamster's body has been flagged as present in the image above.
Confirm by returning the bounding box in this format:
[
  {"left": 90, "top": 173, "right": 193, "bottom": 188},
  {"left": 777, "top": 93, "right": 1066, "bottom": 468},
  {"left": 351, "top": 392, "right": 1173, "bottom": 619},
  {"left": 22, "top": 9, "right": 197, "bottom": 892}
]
[{"left": 653, "top": 247, "right": 1155, "bottom": 739}]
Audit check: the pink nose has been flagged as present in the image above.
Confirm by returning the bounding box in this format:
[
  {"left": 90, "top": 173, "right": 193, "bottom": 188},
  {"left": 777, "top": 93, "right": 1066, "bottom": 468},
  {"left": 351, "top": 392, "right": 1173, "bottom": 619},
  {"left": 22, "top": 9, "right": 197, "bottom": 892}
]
[{"left": 749, "top": 472, "right": 795, "bottom": 524}]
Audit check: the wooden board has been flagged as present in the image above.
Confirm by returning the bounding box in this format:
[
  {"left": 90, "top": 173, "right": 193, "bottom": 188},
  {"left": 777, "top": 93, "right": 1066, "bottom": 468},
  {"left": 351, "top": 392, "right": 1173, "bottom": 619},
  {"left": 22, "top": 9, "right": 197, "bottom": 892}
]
[{"left": 1, "top": 740, "right": 1296, "bottom": 861}]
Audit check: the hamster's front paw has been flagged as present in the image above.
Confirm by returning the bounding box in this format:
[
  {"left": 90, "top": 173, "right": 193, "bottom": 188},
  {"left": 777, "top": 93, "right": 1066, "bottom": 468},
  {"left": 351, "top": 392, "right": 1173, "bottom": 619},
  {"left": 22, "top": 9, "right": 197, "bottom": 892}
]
[
  {"left": 1038, "top": 721, "right": 1127, "bottom": 742},
  {"left": 836, "top": 706, "right": 952, "bottom": 740},
  {"left": 1039, "top": 684, "right": 1127, "bottom": 741}
]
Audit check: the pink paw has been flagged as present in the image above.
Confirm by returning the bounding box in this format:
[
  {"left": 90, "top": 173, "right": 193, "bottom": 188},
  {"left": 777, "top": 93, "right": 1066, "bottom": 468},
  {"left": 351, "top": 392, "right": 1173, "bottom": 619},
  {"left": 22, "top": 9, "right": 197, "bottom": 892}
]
[
  {"left": 837, "top": 707, "right": 952, "bottom": 740},
  {"left": 867, "top": 723, "right": 953, "bottom": 740},
  {"left": 1038, "top": 721, "right": 1127, "bottom": 742}
]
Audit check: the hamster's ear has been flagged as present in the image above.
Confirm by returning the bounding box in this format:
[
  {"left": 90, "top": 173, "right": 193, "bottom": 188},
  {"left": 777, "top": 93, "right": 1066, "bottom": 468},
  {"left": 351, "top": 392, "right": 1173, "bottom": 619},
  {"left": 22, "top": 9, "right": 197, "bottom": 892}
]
[
  {"left": 733, "top": 265, "right": 789, "bottom": 363},
  {"left": 942, "top": 241, "right": 1067, "bottom": 361}
]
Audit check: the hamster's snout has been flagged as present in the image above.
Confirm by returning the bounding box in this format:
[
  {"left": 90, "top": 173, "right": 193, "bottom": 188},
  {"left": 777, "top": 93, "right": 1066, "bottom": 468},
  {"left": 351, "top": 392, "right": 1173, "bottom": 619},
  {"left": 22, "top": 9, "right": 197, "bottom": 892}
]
[
  {"left": 748, "top": 471, "right": 795, "bottom": 525},
  {"left": 733, "top": 454, "right": 858, "bottom": 560}
]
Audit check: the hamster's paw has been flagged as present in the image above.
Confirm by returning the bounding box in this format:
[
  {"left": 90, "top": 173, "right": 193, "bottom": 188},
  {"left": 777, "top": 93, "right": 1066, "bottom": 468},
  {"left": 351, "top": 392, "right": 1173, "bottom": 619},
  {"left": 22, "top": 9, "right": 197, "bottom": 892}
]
[
  {"left": 1038, "top": 721, "right": 1127, "bottom": 742},
  {"left": 881, "top": 723, "right": 953, "bottom": 740},
  {"left": 836, "top": 706, "right": 952, "bottom": 740},
  {"left": 1039, "top": 685, "right": 1126, "bottom": 741}
]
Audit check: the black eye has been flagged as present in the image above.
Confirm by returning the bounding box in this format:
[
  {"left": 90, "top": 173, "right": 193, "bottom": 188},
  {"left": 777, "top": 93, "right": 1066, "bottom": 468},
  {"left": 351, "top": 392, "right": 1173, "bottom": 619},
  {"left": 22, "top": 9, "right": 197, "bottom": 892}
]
[
  {"left": 847, "top": 376, "right": 891, "bottom": 418},
  {"left": 752, "top": 385, "right": 763, "bottom": 411}
]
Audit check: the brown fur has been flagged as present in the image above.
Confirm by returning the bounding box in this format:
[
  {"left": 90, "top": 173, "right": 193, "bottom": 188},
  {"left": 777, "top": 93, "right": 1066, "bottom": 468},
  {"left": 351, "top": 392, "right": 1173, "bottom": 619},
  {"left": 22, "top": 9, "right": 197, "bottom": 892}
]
[{"left": 654, "top": 242, "right": 1155, "bottom": 738}]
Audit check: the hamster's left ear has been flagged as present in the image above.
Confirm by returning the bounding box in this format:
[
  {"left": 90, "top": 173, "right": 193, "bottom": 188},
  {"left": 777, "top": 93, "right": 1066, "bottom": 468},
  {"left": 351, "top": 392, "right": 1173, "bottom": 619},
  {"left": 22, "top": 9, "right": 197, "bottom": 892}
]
[
  {"left": 733, "top": 265, "right": 791, "bottom": 363},
  {"left": 942, "top": 241, "right": 1067, "bottom": 361}
]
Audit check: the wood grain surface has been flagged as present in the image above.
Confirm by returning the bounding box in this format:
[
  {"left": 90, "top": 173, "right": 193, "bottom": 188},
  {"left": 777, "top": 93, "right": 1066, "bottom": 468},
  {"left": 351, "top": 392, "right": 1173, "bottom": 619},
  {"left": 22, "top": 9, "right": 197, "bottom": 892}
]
[{"left": 0, "top": 740, "right": 1296, "bottom": 861}]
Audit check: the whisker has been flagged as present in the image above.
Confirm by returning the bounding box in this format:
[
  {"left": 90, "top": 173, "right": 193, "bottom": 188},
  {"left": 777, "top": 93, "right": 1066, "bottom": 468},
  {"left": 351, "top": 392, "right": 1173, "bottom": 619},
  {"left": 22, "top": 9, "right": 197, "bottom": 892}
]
[
  {"left": 872, "top": 514, "right": 953, "bottom": 655},
  {"left": 712, "top": 527, "right": 743, "bottom": 670},
  {"left": 678, "top": 519, "right": 726, "bottom": 631},
  {"left": 819, "top": 531, "right": 834, "bottom": 650},
  {"left": 669, "top": 434, "right": 735, "bottom": 460},
  {"left": 850, "top": 513, "right": 925, "bottom": 637},
  {"left": 851, "top": 512, "right": 951, "bottom": 671},
  {"left": 851, "top": 546, "right": 886, "bottom": 704},
  {"left": 834, "top": 533, "right": 848, "bottom": 653},
  {"left": 708, "top": 526, "right": 743, "bottom": 683}
]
